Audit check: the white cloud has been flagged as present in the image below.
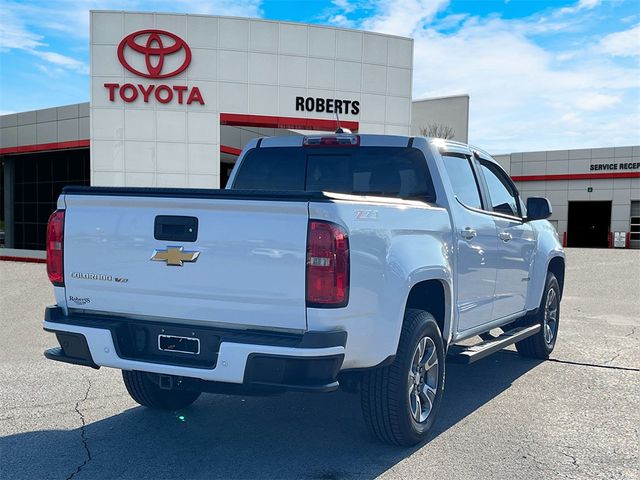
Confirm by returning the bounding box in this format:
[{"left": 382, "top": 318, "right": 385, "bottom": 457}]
[
  {"left": 327, "top": 0, "right": 640, "bottom": 152},
  {"left": 360, "top": 0, "right": 450, "bottom": 37},
  {"left": 2, "top": 1, "right": 263, "bottom": 40},
  {"left": 577, "top": 0, "right": 601, "bottom": 9},
  {"left": 36, "top": 64, "right": 68, "bottom": 78},
  {"left": 332, "top": 0, "right": 356, "bottom": 14},
  {"left": 329, "top": 14, "right": 355, "bottom": 28},
  {"left": 0, "top": 4, "right": 44, "bottom": 51},
  {"left": 0, "top": 0, "right": 263, "bottom": 78},
  {"left": 433, "top": 13, "right": 469, "bottom": 31},
  {"left": 32, "top": 50, "right": 89, "bottom": 74},
  {"left": 169, "top": 0, "right": 262, "bottom": 18},
  {"left": 412, "top": 20, "right": 638, "bottom": 151},
  {"left": 0, "top": 0, "right": 90, "bottom": 74},
  {"left": 559, "top": 0, "right": 602, "bottom": 15},
  {"left": 577, "top": 93, "right": 621, "bottom": 111},
  {"left": 596, "top": 24, "right": 640, "bottom": 57}
]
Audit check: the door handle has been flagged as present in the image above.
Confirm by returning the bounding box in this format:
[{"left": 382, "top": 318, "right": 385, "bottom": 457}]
[
  {"left": 499, "top": 231, "right": 512, "bottom": 242},
  {"left": 460, "top": 227, "right": 477, "bottom": 240}
]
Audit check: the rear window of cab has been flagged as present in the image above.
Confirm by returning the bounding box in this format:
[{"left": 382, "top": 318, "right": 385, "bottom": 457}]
[{"left": 232, "top": 146, "right": 436, "bottom": 202}]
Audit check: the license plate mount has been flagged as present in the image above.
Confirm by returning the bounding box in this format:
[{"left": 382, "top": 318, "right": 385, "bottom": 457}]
[{"left": 158, "top": 334, "right": 200, "bottom": 355}]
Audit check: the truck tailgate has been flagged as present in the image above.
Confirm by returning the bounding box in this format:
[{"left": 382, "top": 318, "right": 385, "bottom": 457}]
[{"left": 62, "top": 193, "right": 309, "bottom": 331}]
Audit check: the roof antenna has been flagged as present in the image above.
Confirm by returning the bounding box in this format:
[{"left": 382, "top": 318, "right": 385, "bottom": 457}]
[{"left": 335, "top": 111, "right": 351, "bottom": 134}]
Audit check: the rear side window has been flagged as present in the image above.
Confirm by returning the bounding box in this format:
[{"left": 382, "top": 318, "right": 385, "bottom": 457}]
[
  {"left": 442, "top": 155, "right": 482, "bottom": 209},
  {"left": 233, "top": 146, "right": 435, "bottom": 201}
]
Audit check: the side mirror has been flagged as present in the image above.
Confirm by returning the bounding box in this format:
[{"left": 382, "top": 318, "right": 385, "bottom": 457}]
[{"left": 526, "top": 197, "right": 552, "bottom": 221}]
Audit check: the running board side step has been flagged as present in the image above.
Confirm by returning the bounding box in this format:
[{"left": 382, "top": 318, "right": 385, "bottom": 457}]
[{"left": 448, "top": 324, "right": 541, "bottom": 364}]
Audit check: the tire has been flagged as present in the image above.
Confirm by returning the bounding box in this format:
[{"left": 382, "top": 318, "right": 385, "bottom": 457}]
[
  {"left": 360, "top": 309, "right": 445, "bottom": 446},
  {"left": 515, "top": 272, "right": 560, "bottom": 359},
  {"left": 122, "top": 370, "right": 201, "bottom": 410}
]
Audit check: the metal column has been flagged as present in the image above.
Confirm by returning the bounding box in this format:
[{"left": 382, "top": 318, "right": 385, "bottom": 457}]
[{"left": 2, "top": 157, "right": 14, "bottom": 248}]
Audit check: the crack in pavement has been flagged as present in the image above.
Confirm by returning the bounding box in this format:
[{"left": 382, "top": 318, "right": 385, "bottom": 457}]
[
  {"left": 560, "top": 451, "right": 578, "bottom": 467},
  {"left": 604, "top": 351, "right": 621, "bottom": 365},
  {"left": 2, "top": 393, "right": 128, "bottom": 414},
  {"left": 497, "top": 351, "right": 639, "bottom": 372},
  {"left": 65, "top": 381, "right": 92, "bottom": 480},
  {"left": 546, "top": 357, "right": 639, "bottom": 372},
  {"left": 519, "top": 438, "right": 583, "bottom": 478}
]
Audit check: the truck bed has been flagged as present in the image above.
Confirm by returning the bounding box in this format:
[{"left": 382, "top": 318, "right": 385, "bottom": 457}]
[{"left": 60, "top": 186, "right": 328, "bottom": 332}]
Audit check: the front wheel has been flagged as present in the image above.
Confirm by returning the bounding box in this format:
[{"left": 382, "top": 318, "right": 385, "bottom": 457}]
[{"left": 361, "top": 309, "right": 445, "bottom": 446}]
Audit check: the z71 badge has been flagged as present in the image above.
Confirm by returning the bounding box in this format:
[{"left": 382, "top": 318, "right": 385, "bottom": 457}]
[{"left": 354, "top": 209, "right": 379, "bottom": 220}]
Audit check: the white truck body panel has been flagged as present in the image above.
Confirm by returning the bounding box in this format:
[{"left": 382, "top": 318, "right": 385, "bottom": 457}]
[
  {"left": 42, "top": 319, "right": 344, "bottom": 383},
  {"left": 525, "top": 220, "right": 565, "bottom": 311},
  {"left": 62, "top": 195, "right": 309, "bottom": 331},
  {"left": 492, "top": 217, "right": 536, "bottom": 319},
  {"left": 307, "top": 198, "right": 452, "bottom": 369}
]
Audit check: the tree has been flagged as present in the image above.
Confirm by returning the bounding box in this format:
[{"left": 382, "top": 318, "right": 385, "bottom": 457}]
[{"left": 419, "top": 123, "right": 456, "bottom": 140}]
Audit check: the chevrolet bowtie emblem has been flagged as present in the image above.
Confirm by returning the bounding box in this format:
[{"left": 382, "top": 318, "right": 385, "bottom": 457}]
[{"left": 150, "top": 246, "right": 200, "bottom": 266}]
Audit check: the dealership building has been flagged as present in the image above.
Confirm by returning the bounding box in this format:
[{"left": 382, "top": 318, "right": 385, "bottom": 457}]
[
  {"left": 0, "top": 11, "right": 638, "bottom": 255},
  {"left": 494, "top": 149, "right": 640, "bottom": 249}
]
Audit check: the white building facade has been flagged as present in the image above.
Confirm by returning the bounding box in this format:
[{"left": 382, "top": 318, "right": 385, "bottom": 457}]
[{"left": 90, "top": 11, "right": 415, "bottom": 189}]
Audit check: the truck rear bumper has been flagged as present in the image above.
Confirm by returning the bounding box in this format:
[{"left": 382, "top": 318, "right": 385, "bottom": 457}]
[{"left": 43, "top": 306, "right": 346, "bottom": 392}]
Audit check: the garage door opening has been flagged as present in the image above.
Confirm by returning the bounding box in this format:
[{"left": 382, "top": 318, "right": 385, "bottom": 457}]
[{"left": 567, "top": 201, "right": 612, "bottom": 248}]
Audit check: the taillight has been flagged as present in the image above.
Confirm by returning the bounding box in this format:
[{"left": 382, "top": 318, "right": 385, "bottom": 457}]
[
  {"left": 46, "top": 210, "right": 65, "bottom": 286},
  {"left": 303, "top": 135, "right": 359, "bottom": 147},
  {"left": 306, "top": 220, "right": 349, "bottom": 307}
]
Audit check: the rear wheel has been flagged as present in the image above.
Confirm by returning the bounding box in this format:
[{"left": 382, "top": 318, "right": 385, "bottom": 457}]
[
  {"left": 122, "top": 370, "right": 201, "bottom": 410},
  {"left": 516, "top": 272, "right": 560, "bottom": 359},
  {"left": 361, "top": 309, "right": 445, "bottom": 446}
]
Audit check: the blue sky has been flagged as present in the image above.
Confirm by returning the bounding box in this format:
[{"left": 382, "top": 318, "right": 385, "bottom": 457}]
[{"left": 0, "top": 0, "right": 638, "bottom": 152}]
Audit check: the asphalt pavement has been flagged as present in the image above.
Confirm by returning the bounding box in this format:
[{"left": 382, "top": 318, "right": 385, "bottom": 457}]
[{"left": 0, "top": 248, "right": 638, "bottom": 479}]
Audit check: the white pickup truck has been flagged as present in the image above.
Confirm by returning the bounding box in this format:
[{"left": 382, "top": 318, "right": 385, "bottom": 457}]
[{"left": 43, "top": 134, "right": 565, "bottom": 445}]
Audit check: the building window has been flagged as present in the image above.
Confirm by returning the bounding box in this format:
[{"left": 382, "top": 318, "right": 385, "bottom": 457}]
[
  {"left": 12, "top": 149, "right": 89, "bottom": 250},
  {"left": 0, "top": 161, "right": 4, "bottom": 247},
  {"left": 631, "top": 201, "right": 640, "bottom": 249}
]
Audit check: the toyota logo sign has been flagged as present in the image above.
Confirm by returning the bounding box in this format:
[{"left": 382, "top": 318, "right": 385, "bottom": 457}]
[
  {"left": 106, "top": 29, "right": 204, "bottom": 105},
  {"left": 117, "top": 29, "right": 191, "bottom": 79}
]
